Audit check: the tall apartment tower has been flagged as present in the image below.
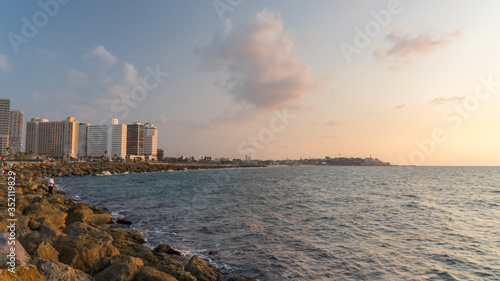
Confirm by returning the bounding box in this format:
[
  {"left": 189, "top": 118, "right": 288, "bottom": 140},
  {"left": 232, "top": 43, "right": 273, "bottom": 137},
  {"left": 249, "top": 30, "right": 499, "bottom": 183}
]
[
  {"left": 26, "top": 117, "right": 79, "bottom": 158},
  {"left": 126, "top": 122, "right": 144, "bottom": 156},
  {"left": 0, "top": 99, "right": 10, "bottom": 155},
  {"left": 144, "top": 122, "right": 157, "bottom": 156},
  {"left": 9, "top": 110, "right": 23, "bottom": 154},
  {"left": 111, "top": 124, "right": 127, "bottom": 159},
  {"left": 26, "top": 118, "right": 48, "bottom": 155},
  {"left": 87, "top": 124, "right": 108, "bottom": 158},
  {"left": 78, "top": 123, "right": 90, "bottom": 158},
  {"left": 82, "top": 119, "right": 127, "bottom": 159}
]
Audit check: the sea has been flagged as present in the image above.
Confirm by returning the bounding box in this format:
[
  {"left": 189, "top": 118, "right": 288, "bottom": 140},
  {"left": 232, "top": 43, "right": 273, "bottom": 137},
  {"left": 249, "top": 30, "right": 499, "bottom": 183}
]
[{"left": 56, "top": 166, "right": 500, "bottom": 280}]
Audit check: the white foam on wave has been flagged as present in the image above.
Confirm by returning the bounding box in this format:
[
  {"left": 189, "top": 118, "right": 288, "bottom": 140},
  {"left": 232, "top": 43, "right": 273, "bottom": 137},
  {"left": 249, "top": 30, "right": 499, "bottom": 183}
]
[
  {"left": 181, "top": 250, "right": 240, "bottom": 272},
  {"left": 111, "top": 211, "right": 125, "bottom": 220}
]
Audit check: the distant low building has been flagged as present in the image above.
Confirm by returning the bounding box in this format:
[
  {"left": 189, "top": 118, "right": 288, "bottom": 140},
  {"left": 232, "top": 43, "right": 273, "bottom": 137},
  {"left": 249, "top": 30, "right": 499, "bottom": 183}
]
[{"left": 157, "top": 149, "right": 164, "bottom": 160}]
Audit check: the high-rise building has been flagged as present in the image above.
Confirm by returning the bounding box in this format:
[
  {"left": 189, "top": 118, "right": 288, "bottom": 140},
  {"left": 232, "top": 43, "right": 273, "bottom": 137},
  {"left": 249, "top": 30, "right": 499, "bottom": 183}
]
[
  {"left": 83, "top": 119, "right": 127, "bottom": 159},
  {"left": 87, "top": 124, "right": 108, "bottom": 158},
  {"left": 144, "top": 122, "right": 157, "bottom": 156},
  {"left": 127, "top": 122, "right": 144, "bottom": 156},
  {"left": 78, "top": 123, "right": 90, "bottom": 158},
  {"left": 111, "top": 124, "right": 127, "bottom": 159},
  {"left": 0, "top": 99, "right": 10, "bottom": 155},
  {"left": 9, "top": 110, "right": 23, "bottom": 154},
  {"left": 26, "top": 118, "right": 48, "bottom": 155},
  {"left": 26, "top": 117, "right": 79, "bottom": 158}
]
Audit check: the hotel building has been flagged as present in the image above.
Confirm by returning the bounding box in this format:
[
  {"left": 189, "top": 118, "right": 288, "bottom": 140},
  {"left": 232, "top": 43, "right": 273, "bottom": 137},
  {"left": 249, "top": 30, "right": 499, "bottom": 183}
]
[
  {"left": 144, "top": 122, "right": 157, "bottom": 156},
  {"left": 9, "top": 110, "right": 24, "bottom": 154},
  {"left": 80, "top": 119, "right": 127, "bottom": 159},
  {"left": 127, "top": 122, "right": 144, "bottom": 156},
  {"left": 26, "top": 117, "right": 79, "bottom": 158}
]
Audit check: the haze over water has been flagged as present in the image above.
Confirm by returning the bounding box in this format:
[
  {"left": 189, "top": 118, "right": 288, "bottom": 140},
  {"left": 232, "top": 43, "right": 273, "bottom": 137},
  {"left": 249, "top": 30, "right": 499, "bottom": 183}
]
[{"left": 58, "top": 166, "right": 500, "bottom": 280}]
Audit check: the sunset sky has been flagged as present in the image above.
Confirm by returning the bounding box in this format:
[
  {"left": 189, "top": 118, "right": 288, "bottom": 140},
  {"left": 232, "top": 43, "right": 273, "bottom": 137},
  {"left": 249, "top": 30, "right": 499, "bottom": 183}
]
[{"left": 1, "top": 0, "right": 500, "bottom": 165}]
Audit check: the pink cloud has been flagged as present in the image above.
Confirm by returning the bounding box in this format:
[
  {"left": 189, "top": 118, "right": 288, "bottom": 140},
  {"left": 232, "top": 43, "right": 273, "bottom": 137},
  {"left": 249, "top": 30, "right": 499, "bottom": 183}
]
[
  {"left": 198, "top": 8, "right": 325, "bottom": 109},
  {"left": 374, "top": 27, "right": 465, "bottom": 67}
]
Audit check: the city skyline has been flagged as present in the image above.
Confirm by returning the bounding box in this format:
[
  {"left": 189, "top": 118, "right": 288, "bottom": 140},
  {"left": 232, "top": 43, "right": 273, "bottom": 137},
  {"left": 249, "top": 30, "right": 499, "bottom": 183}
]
[
  {"left": 2, "top": 1, "right": 500, "bottom": 165},
  {"left": 23, "top": 114, "right": 159, "bottom": 159}
]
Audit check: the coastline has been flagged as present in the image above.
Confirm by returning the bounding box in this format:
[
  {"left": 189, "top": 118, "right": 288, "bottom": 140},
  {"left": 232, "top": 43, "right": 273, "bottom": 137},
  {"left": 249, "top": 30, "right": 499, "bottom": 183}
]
[{"left": 0, "top": 162, "right": 258, "bottom": 281}]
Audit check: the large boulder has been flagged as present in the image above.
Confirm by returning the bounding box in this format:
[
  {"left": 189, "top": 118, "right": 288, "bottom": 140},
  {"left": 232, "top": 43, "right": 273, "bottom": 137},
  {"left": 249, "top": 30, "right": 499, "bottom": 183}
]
[
  {"left": 185, "top": 256, "right": 224, "bottom": 281},
  {"left": 66, "top": 204, "right": 112, "bottom": 226},
  {"left": 132, "top": 266, "right": 177, "bottom": 281},
  {"left": 98, "top": 225, "right": 145, "bottom": 246},
  {"left": 117, "top": 243, "right": 156, "bottom": 262},
  {"left": 148, "top": 256, "right": 196, "bottom": 281},
  {"left": 38, "top": 217, "right": 66, "bottom": 242},
  {"left": 15, "top": 198, "right": 31, "bottom": 214},
  {"left": 20, "top": 218, "right": 66, "bottom": 257},
  {"left": 33, "top": 241, "right": 59, "bottom": 260},
  {"left": 34, "top": 258, "right": 95, "bottom": 281},
  {"left": 23, "top": 199, "right": 67, "bottom": 229},
  {"left": 154, "top": 244, "right": 181, "bottom": 256},
  {"left": 94, "top": 255, "right": 143, "bottom": 281},
  {"left": 55, "top": 222, "right": 120, "bottom": 275},
  {"left": 0, "top": 264, "right": 44, "bottom": 281}
]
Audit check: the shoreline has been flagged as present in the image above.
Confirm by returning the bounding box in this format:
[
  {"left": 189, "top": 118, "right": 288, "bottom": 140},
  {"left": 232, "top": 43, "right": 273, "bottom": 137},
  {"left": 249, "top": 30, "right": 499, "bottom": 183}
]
[{"left": 0, "top": 162, "right": 258, "bottom": 281}]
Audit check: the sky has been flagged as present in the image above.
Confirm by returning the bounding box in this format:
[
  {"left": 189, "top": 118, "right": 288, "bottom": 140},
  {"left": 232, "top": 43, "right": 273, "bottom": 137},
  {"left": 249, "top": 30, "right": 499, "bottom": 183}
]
[{"left": 1, "top": 0, "right": 500, "bottom": 165}]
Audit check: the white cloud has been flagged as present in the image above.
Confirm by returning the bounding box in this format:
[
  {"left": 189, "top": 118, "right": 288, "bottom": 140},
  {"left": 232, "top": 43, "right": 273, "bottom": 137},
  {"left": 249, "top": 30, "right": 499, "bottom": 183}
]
[
  {"left": 34, "top": 47, "right": 55, "bottom": 63},
  {"left": 67, "top": 69, "right": 88, "bottom": 85},
  {"left": 0, "top": 54, "right": 11, "bottom": 72},
  {"left": 35, "top": 61, "right": 146, "bottom": 122},
  {"left": 86, "top": 45, "right": 118, "bottom": 67}
]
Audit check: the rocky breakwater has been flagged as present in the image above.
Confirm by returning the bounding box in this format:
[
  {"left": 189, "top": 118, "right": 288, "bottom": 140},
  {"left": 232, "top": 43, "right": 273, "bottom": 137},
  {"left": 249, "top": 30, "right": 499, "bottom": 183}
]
[
  {"left": 25, "top": 162, "right": 263, "bottom": 178},
  {"left": 0, "top": 164, "right": 256, "bottom": 281}
]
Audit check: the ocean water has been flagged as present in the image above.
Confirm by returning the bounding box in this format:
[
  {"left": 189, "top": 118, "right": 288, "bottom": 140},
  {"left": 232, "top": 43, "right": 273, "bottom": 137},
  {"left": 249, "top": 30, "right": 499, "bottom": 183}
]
[{"left": 56, "top": 166, "right": 500, "bottom": 280}]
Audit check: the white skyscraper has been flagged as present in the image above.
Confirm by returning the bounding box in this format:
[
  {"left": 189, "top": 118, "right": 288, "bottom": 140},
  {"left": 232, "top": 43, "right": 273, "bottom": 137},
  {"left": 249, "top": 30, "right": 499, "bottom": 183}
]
[
  {"left": 86, "top": 118, "right": 127, "bottom": 159},
  {"left": 87, "top": 125, "right": 108, "bottom": 158},
  {"left": 111, "top": 124, "right": 127, "bottom": 159},
  {"left": 9, "top": 110, "right": 23, "bottom": 154},
  {"left": 144, "top": 122, "right": 157, "bottom": 156}
]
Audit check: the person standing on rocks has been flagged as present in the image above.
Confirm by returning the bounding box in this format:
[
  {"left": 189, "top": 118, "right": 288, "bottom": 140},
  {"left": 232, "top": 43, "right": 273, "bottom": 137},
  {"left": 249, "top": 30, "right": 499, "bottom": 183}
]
[{"left": 49, "top": 176, "right": 55, "bottom": 194}]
